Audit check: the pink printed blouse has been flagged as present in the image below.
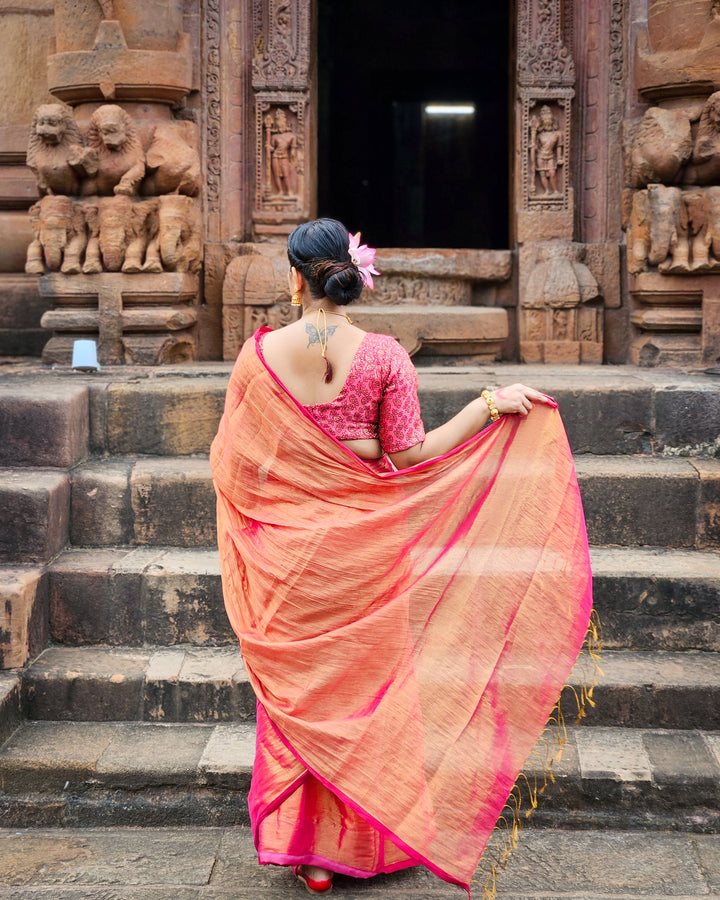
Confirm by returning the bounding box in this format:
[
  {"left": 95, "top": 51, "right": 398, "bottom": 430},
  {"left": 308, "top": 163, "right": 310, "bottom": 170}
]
[{"left": 259, "top": 329, "right": 425, "bottom": 454}]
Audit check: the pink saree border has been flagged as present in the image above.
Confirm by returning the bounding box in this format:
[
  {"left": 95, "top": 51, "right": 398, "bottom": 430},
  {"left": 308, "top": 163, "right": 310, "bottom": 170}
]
[{"left": 256, "top": 703, "right": 471, "bottom": 896}]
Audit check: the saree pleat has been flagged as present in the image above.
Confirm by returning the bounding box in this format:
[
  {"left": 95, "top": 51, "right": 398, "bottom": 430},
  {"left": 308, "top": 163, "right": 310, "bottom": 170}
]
[{"left": 210, "top": 333, "right": 594, "bottom": 895}]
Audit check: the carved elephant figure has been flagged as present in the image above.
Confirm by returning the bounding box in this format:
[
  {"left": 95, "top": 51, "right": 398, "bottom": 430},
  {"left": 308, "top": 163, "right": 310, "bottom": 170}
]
[
  {"left": 627, "top": 189, "right": 651, "bottom": 274},
  {"left": 153, "top": 194, "right": 202, "bottom": 273},
  {"left": 647, "top": 184, "right": 683, "bottom": 269},
  {"left": 705, "top": 186, "right": 720, "bottom": 263},
  {"left": 25, "top": 194, "right": 87, "bottom": 275},
  {"left": 82, "top": 195, "right": 154, "bottom": 274},
  {"left": 684, "top": 190, "right": 711, "bottom": 271}
]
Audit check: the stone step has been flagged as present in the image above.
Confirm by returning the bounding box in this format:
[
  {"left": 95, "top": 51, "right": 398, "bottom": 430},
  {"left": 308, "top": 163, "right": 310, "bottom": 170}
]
[
  {"left": 44, "top": 546, "right": 720, "bottom": 651},
  {"left": 0, "top": 675, "right": 21, "bottom": 745},
  {"left": 1, "top": 363, "right": 719, "bottom": 462},
  {"left": 0, "top": 469, "right": 69, "bottom": 564},
  {"left": 0, "top": 824, "right": 718, "bottom": 898},
  {"left": 63, "top": 454, "right": 720, "bottom": 550},
  {"left": 0, "top": 566, "right": 48, "bottom": 668},
  {"left": 19, "top": 645, "right": 720, "bottom": 730},
  {"left": 0, "top": 721, "right": 717, "bottom": 830}
]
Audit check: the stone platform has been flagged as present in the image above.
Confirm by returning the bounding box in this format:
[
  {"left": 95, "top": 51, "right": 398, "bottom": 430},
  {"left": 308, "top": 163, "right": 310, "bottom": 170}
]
[{"left": 0, "top": 824, "right": 718, "bottom": 898}]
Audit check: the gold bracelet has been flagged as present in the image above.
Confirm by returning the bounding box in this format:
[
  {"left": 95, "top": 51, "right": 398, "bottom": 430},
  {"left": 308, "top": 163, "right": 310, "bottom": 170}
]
[{"left": 481, "top": 389, "right": 500, "bottom": 423}]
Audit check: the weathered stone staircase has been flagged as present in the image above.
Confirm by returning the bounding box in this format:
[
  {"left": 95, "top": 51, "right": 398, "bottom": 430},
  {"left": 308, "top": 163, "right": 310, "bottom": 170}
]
[{"left": 0, "top": 360, "right": 719, "bottom": 839}]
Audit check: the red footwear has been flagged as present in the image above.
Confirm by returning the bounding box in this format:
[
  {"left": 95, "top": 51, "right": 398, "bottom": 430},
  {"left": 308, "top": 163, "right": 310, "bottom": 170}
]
[{"left": 292, "top": 865, "right": 333, "bottom": 894}]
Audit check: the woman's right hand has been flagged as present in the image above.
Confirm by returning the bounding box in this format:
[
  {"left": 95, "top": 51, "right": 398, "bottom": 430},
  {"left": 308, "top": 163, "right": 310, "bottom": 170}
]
[{"left": 490, "top": 384, "right": 557, "bottom": 418}]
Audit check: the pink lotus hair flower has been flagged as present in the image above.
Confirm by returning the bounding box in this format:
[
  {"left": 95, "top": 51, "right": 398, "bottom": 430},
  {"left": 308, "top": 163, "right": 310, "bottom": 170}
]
[{"left": 348, "top": 231, "right": 380, "bottom": 289}]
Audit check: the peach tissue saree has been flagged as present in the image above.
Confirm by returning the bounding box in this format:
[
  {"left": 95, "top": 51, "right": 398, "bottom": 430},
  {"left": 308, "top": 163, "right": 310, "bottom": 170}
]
[{"left": 210, "top": 333, "right": 595, "bottom": 897}]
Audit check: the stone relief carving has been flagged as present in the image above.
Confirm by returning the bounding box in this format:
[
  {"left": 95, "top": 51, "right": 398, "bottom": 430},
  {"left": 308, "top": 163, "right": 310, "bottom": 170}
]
[
  {"left": 523, "top": 97, "right": 571, "bottom": 208},
  {"left": 27, "top": 104, "right": 86, "bottom": 197},
  {"left": 252, "top": 0, "right": 310, "bottom": 89},
  {"left": 204, "top": 0, "right": 221, "bottom": 212},
  {"left": 255, "top": 96, "right": 305, "bottom": 214},
  {"left": 625, "top": 91, "right": 720, "bottom": 275},
  {"left": 517, "top": 0, "right": 574, "bottom": 86},
  {"left": 155, "top": 194, "right": 203, "bottom": 273},
  {"left": 520, "top": 240, "right": 603, "bottom": 363},
  {"left": 143, "top": 121, "right": 202, "bottom": 197},
  {"left": 25, "top": 195, "right": 87, "bottom": 276},
  {"left": 627, "top": 185, "right": 720, "bottom": 275},
  {"left": 82, "top": 105, "right": 146, "bottom": 196},
  {"left": 267, "top": 108, "right": 298, "bottom": 195},
  {"left": 25, "top": 103, "right": 203, "bottom": 277},
  {"left": 609, "top": 0, "right": 624, "bottom": 88},
  {"left": 530, "top": 104, "right": 564, "bottom": 197},
  {"left": 630, "top": 107, "right": 693, "bottom": 189}
]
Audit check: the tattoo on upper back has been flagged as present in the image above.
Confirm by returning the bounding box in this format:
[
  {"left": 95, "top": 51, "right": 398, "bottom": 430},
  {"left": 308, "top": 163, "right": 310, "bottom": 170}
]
[{"left": 305, "top": 322, "right": 338, "bottom": 347}]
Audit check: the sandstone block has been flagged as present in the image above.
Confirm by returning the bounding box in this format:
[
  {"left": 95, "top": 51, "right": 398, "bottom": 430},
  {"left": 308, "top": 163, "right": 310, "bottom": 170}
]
[
  {"left": 643, "top": 731, "right": 720, "bottom": 803},
  {"left": 142, "top": 550, "right": 230, "bottom": 646},
  {"left": 104, "top": 380, "right": 225, "bottom": 456},
  {"left": 543, "top": 340, "right": 581, "bottom": 364},
  {"left": 0, "top": 567, "right": 48, "bottom": 670},
  {"left": 0, "top": 469, "right": 70, "bottom": 564},
  {"left": 198, "top": 723, "right": 255, "bottom": 789},
  {"left": 23, "top": 647, "right": 149, "bottom": 722},
  {"left": 590, "top": 547, "right": 720, "bottom": 652},
  {"left": 0, "top": 674, "right": 21, "bottom": 744},
  {"left": 655, "top": 387, "right": 720, "bottom": 454},
  {"left": 49, "top": 548, "right": 140, "bottom": 645},
  {"left": 572, "top": 649, "right": 720, "bottom": 729},
  {"left": 0, "top": 384, "right": 89, "bottom": 468},
  {"left": 95, "top": 723, "right": 211, "bottom": 788},
  {"left": 176, "top": 647, "right": 253, "bottom": 723},
  {"left": 71, "top": 460, "right": 134, "bottom": 546},
  {"left": 703, "top": 296, "right": 720, "bottom": 366},
  {"left": 691, "top": 459, "right": 720, "bottom": 550},
  {"left": 0, "top": 721, "right": 119, "bottom": 793},
  {"left": 575, "top": 457, "right": 698, "bottom": 548},
  {"left": 131, "top": 458, "right": 215, "bottom": 546},
  {"left": 557, "top": 384, "right": 653, "bottom": 455}
]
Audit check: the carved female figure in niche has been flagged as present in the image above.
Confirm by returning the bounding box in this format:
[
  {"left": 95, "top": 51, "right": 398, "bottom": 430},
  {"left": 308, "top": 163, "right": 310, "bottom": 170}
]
[
  {"left": 270, "top": 109, "right": 298, "bottom": 196},
  {"left": 530, "top": 105, "right": 564, "bottom": 196}
]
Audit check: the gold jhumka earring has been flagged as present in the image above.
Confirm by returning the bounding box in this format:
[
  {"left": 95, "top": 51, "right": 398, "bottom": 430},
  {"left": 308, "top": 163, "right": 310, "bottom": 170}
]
[{"left": 291, "top": 292, "right": 302, "bottom": 306}]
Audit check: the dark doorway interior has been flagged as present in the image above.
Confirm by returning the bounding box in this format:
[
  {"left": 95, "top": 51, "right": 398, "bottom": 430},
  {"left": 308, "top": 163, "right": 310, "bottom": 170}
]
[{"left": 318, "top": 2, "right": 510, "bottom": 249}]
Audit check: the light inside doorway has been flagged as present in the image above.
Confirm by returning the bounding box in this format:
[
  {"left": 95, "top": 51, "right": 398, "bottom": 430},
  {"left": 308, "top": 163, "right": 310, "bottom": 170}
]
[{"left": 424, "top": 104, "right": 476, "bottom": 116}]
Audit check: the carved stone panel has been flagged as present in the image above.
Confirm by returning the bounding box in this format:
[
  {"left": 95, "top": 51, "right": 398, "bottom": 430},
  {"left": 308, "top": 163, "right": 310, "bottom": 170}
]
[
  {"left": 252, "top": 0, "right": 311, "bottom": 90},
  {"left": 253, "top": 91, "right": 309, "bottom": 233},
  {"left": 518, "top": 0, "right": 575, "bottom": 86},
  {"left": 524, "top": 97, "right": 572, "bottom": 208}
]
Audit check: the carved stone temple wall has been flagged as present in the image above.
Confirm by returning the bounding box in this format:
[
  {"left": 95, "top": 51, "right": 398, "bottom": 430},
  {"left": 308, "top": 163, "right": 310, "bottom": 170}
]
[
  {"left": 624, "top": 0, "right": 720, "bottom": 366},
  {"left": 2, "top": 0, "right": 720, "bottom": 367}
]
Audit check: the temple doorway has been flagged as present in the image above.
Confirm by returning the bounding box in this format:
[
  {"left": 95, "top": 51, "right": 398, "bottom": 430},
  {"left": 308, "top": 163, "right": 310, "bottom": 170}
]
[{"left": 317, "top": 1, "right": 510, "bottom": 249}]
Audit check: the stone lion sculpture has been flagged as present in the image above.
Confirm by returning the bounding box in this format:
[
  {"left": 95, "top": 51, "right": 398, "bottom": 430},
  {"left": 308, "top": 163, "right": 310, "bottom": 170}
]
[
  {"left": 142, "top": 120, "right": 202, "bottom": 197},
  {"left": 81, "top": 104, "right": 146, "bottom": 197},
  {"left": 26, "top": 103, "right": 86, "bottom": 196}
]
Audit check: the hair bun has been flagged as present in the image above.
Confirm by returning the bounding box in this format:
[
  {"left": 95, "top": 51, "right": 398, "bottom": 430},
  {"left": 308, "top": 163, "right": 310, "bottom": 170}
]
[{"left": 324, "top": 266, "right": 363, "bottom": 305}]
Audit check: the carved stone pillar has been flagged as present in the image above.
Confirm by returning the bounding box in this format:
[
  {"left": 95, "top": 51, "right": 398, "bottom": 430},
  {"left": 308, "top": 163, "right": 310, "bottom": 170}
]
[
  {"left": 251, "top": 0, "right": 315, "bottom": 239},
  {"left": 516, "top": 0, "right": 609, "bottom": 363},
  {"left": 26, "top": 0, "right": 204, "bottom": 365},
  {"left": 516, "top": 0, "right": 575, "bottom": 245},
  {"left": 625, "top": 0, "right": 720, "bottom": 366}
]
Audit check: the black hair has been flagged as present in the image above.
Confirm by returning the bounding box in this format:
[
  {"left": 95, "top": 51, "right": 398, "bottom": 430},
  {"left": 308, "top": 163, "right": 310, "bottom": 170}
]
[{"left": 287, "top": 218, "right": 364, "bottom": 305}]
